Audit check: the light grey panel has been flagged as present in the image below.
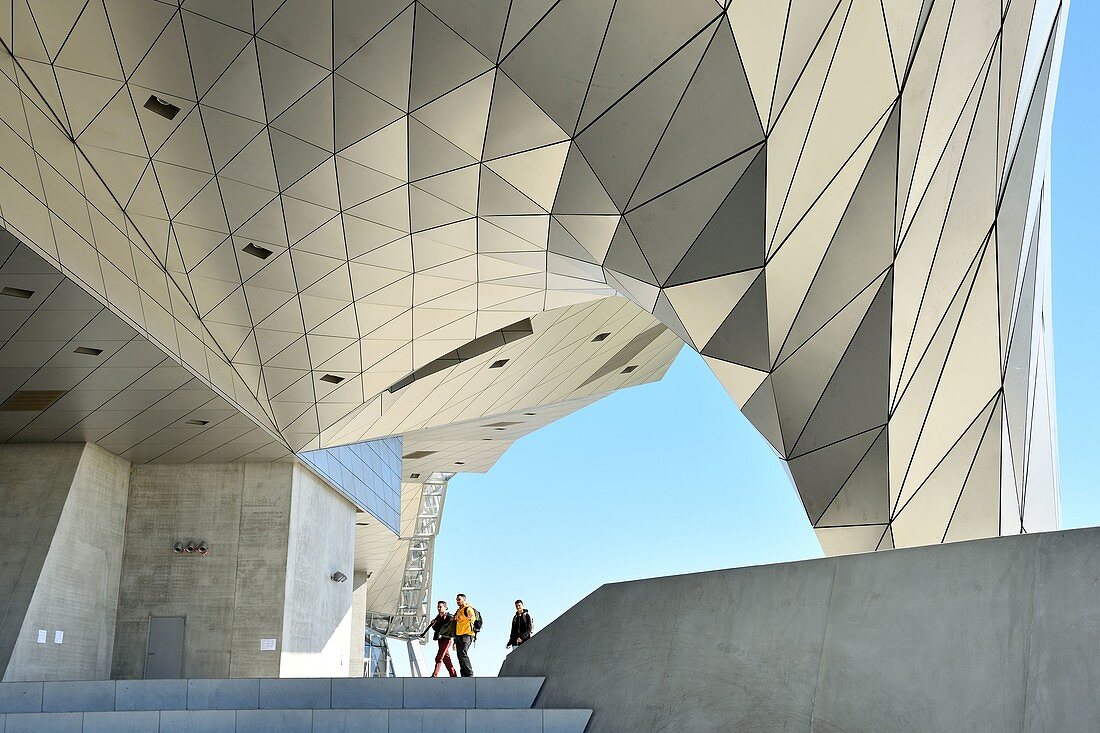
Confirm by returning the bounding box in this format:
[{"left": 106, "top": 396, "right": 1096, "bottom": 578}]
[
  {"left": 185, "top": 679, "right": 259, "bottom": 711},
  {"left": 401, "top": 678, "right": 474, "bottom": 709},
  {"left": 0, "top": 684, "right": 42, "bottom": 714},
  {"left": 473, "top": 677, "right": 543, "bottom": 709},
  {"left": 257, "top": 679, "right": 330, "bottom": 710},
  {"left": 81, "top": 711, "right": 158, "bottom": 733},
  {"left": 233, "top": 709, "right": 311, "bottom": 733},
  {"left": 387, "top": 709, "right": 464, "bottom": 733},
  {"left": 40, "top": 682, "right": 114, "bottom": 713},
  {"left": 3, "top": 713, "right": 81, "bottom": 733},
  {"left": 159, "top": 710, "right": 235, "bottom": 733},
  {"left": 310, "top": 709, "right": 387, "bottom": 733},
  {"left": 542, "top": 709, "right": 592, "bottom": 733},
  {"left": 329, "top": 679, "right": 402, "bottom": 710},
  {"left": 465, "top": 708, "right": 542, "bottom": 733},
  {"left": 115, "top": 680, "right": 187, "bottom": 711}
]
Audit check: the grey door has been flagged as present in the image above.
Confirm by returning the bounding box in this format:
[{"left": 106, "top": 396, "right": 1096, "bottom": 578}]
[{"left": 145, "top": 616, "right": 185, "bottom": 679}]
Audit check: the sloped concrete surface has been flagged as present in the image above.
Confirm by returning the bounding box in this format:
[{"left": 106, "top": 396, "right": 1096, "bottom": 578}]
[{"left": 502, "top": 528, "right": 1100, "bottom": 733}]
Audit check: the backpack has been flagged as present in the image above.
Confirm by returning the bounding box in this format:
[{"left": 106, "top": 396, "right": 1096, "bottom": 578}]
[{"left": 472, "top": 607, "right": 483, "bottom": 634}]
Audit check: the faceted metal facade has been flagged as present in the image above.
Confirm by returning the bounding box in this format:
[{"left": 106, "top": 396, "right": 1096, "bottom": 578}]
[{"left": 0, "top": 0, "right": 1064, "bottom": 554}]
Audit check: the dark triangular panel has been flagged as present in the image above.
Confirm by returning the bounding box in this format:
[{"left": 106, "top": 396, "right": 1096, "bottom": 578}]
[
  {"left": 625, "top": 150, "right": 756, "bottom": 284},
  {"left": 778, "top": 105, "right": 898, "bottom": 362},
  {"left": 573, "top": 23, "right": 713, "bottom": 209},
  {"left": 270, "top": 129, "right": 330, "bottom": 191},
  {"left": 792, "top": 272, "right": 892, "bottom": 456},
  {"left": 548, "top": 217, "right": 596, "bottom": 262},
  {"left": 552, "top": 144, "right": 619, "bottom": 215},
  {"left": 665, "top": 145, "right": 766, "bottom": 287},
  {"left": 479, "top": 166, "right": 544, "bottom": 216},
  {"left": 701, "top": 271, "right": 769, "bottom": 371},
  {"left": 816, "top": 428, "right": 890, "bottom": 526},
  {"left": 333, "top": 75, "right": 404, "bottom": 153},
  {"left": 500, "top": 0, "right": 615, "bottom": 134},
  {"left": 419, "top": 0, "right": 510, "bottom": 62},
  {"left": 630, "top": 19, "right": 764, "bottom": 206},
  {"left": 741, "top": 376, "right": 785, "bottom": 455},
  {"left": 409, "top": 4, "right": 493, "bottom": 110},
  {"left": 603, "top": 220, "right": 657, "bottom": 286},
  {"left": 788, "top": 427, "right": 882, "bottom": 524},
  {"left": 652, "top": 291, "right": 695, "bottom": 348}
]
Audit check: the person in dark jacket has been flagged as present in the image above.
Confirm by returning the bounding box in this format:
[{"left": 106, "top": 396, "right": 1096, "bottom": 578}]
[
  {"left": 419, "top": 600, "right": 457, "bottom": 677},
  {"left": 507, "top": 599, "right": 534, "bottom": 648}
]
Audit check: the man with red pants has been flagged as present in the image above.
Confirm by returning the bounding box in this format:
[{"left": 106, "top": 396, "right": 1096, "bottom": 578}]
[{"left": 419, "top": 600, "right": 457, "bottom": 677}]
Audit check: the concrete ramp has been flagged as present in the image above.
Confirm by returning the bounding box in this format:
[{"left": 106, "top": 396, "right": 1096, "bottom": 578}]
[{"left": 502, "top": 527, "right": 1100, "bottom": 733}]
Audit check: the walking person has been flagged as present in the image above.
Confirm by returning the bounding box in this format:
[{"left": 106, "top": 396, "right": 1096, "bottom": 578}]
[
  {"left": 453, "top": 593, "right": 480, "bottom": 677},
  {"left": 419, "top": 600, "right": 457, "bottom": 677},
  {"left": 507, "top": 599, "right": 534, "bottom": 649}
]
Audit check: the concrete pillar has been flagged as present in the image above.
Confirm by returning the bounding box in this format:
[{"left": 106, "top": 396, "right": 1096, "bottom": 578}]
[
  {"left": 0, "top": 443, "right": 131, "bottom": 682},
  {"left": 349, "top": 572, "right": 371, "bottom": 677}
]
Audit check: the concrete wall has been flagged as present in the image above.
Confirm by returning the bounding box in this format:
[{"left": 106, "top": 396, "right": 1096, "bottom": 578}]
[
  {"left": 0, "top": 444, "right": 84, "bottom": 676},
  {"left": 1, "top": 444, "right": 359, "bottom": 682},
  {"left": 279, "top": 464, "right": 355, "bottom": 678},
  {"left": 113, "top": 461, "right": 357, "bottom": 680},
  {"left": 112, "top": 463, "right": 294, "bottom": 680},
  {"left": 0, "top": 444, "right": 130, "bottom": 682},
  {"left": 6, "top": 444, "right": 130, "bottom": 681},
  {"left": 502, "top": 527, "right": 1100, "bottom": 733}
]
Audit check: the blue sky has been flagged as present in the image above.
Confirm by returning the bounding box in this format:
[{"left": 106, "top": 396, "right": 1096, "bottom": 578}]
[{"left": 414, "top": 5, "right": 1099, "bottom": 677}]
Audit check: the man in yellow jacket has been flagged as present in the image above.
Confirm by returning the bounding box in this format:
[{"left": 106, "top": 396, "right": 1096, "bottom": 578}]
[{"left": 453, "top": 593, "right": 478, "bottom": 677}]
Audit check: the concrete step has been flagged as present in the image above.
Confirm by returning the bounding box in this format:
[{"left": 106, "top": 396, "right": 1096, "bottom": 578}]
[
  {"left": 0, "top": 677, "right": 545, "bottom": 713},
  {"left": 0, "top": 707, "right": 593, "bottom": 732}
]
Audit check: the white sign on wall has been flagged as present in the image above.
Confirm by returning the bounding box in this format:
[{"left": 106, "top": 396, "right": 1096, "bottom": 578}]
[
  {"left": 54, "top": 630, "right": 64, "bottom": 644},
  {"left": 36, "top": 629, "right": 46, "bottom": 644},
  {"left": 260, "top": 638, "right": 277, "bottom": 651}
]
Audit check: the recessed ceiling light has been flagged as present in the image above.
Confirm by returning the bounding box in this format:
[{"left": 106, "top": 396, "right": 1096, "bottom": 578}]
[
  {"left": 1, "top": 286, "right": 34, "bottom": 299},
  {"left": 621, "top": 365, "right": 638, "bottom": 374},
  {"left": 403, "top": 450, "right": 436, "bottom": 459},
  {"left": 143, "top": 94, "right": 180, "bottom": 120},
  {"left": 592, "top": 332, "right": 611, "bottom": 342},
  {"left": 73, "top": 346, "right": 103, "bottom": 356},
  {"left": 184, "top": 419, "right": 209, "bottom": 426},
  {"left": 524, "top": 412, "right": 536, "bottom": 416},
  {"left": 242, "top": 242, "right": 273, "bottom": 260},
  {"left": 482, "top": 438, "right": 493, "bottom": 441},
  {"left": 409, "top": 473, "right": 421, "bottom": 479},
  {"left": 0, "top": 390, "right": 66, "bottom": 411},
  {"left": 494, "top": 427, "right": 506, "bottom": 431},
  {"left": 489, "top": 359, "right": 508, "bottom": 369},
  {"left": 320, "top": 374, "right": 344, "bottom": 384},
  {"left": 454, "top": 461, "right": 465, "bottom": 465},
  {"left": 355, "top": 521, "right": 369, "bottom": 527}
]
